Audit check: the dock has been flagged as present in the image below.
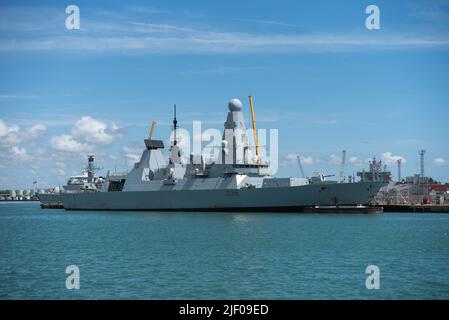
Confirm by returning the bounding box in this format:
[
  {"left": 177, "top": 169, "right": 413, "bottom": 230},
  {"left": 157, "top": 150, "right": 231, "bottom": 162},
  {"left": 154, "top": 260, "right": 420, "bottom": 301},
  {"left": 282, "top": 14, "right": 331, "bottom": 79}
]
[
  {"left": 303, "top": 206, "right": 383, "bottom": 214},
  {"left": 382, "top": 205, "right": 449, "bottom": 213}
]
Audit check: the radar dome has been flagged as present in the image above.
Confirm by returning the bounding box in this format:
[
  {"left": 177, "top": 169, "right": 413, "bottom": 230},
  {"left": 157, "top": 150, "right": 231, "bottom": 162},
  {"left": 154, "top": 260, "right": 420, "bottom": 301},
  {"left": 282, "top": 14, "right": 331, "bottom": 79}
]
[{"left": 228, "top": 98, "right": 242, "bottom": 111}]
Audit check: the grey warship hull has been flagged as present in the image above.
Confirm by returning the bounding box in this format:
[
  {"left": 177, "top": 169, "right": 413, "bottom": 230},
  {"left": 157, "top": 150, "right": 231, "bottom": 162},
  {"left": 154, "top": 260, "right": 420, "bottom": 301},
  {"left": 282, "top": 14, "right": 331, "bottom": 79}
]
[
  {"left": 37, "top": 193, "right": 62, "bottom": 206},
  {"left": 61, "top": 181, "right": 383, "bottom": 211}
]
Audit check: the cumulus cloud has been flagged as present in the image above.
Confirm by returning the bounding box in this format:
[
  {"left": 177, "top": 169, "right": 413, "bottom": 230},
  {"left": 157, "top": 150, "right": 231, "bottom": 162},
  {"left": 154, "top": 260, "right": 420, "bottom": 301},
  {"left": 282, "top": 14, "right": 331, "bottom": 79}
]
[
  {"left": 72, "top": 116, "right": 124, "bottom": 145},
  {"left": 50, "top": 134, "right": 93, "bottom": 153},
  {"left": 9, "top": 146, "right": 31, "bottom": 161},
  {"left": 301, "top": 156, "right": 314, "bottom": 165},
  {"left": 346, "top": 156, "right": 366, "bottom": 166},
  {"left": 0, "top": 119, "right": 46, "bottom": 162},
  {"left": 434, "top": 157, "right": 447, "bottom": 166},
  {"left": 0, "top": 119, "right": 47, "bottom": 147},
  {"left": 0, "top": 119, "right": 8, "bottom": 136},
  {"left": 282, "top": 153, "right": 314, "bottom": 167},
  {"left": 123, "top": 145, "right": 142, "bottom": 166},
  {"left": 327, "top": 154, "right": 341, "bottom": 165},
  {"left": 27, "top": 123, "right": 47, "bottom": 136},
  {"left": 49, "top": 116, "right": 124, "bottom": 152},
  {"left": 283, "top": 153, "right": 360, "bottom": 167},
  {"left": 381, "top": 152, "right": 406, "bottom": 165}
]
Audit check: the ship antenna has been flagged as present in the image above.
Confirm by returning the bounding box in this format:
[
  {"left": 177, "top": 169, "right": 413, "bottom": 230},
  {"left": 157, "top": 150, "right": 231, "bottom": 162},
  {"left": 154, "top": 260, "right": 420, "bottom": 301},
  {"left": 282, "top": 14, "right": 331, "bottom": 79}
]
[{"left": 173, "top": 104, "right": 178, "bottom": 146}]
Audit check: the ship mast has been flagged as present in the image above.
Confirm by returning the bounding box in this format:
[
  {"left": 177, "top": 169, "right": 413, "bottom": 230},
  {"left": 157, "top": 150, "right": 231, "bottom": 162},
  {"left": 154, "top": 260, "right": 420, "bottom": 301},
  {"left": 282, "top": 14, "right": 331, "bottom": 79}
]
[
  {"left": 173, "top": 104, "right": 178, "bottom": 146},
  {"left": 169, "top": 104, "right": 181, "bottom": 165},
  {"left": 86, "top": 155, "right": 99, "bottom": 183}
]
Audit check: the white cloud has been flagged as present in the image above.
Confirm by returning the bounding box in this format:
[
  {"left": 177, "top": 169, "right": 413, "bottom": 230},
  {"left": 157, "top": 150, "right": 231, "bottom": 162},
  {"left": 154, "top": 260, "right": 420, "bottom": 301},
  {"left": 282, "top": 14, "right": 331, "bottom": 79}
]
[
  {"left": 282, "top": 153, "right": 314, "bottom": 167},
  {"left": 327, "top": 154, "right": 341, "bottom": 165},
  {"left": 28, "top": 123, "right": 47, "bottom": 136},
  {"left": 301, "top": 156, "right": 314, "bottom": 165},
  {"left": 72, "top": 116, "right": 124, "bottom": 145},
  {"left": 123, "top": 145, "right": 142, "bottom": 166},
  {"left": 315, "top": 153, "right": 357, "bottom": 165},
  {"left": 0, "top": 94, "right": 40, "bottom": 100},
  {"left": 0, "top": 119, "right": 8, "bottom": 136},
  {"left": 233, "top": 18, "right": 303, "bottom": 28},
  {"left": 0, "top": 119, "right": 46, "bottom": 162},
  {"left": 49, "top": 116, "right": 124, "bottom": 152},
  {"left": 129, "top": 21, "right": 197, "bottom": 33},
  {"left": 347, "top": 156, "right": 365, "bottom": 166},
  {"left": 50, "top": 134, "right": 93, "bottom": 153},
  {"left": 0, "top": 120, "right": 19, "bottom": 145},
  {"left": 434, "top": 157, "right": 447, "bottom": 166},
  {"left": 1, "top": 8, "right": 449, "bottom": 54},
  {"left": 381, "top": 152, "right": 406, "bottom": 165},
  {"left": 349, "top": 156, "right": 359, "bottom": 164},
  {"left": 4, "top": 33, "right": 446, "bottom": 54},
  {"left": 0, "top": 119, "right": 47, "bottom": 147},
  {"left": 9, "top": 146, "right": 31, "bottom": 161}
]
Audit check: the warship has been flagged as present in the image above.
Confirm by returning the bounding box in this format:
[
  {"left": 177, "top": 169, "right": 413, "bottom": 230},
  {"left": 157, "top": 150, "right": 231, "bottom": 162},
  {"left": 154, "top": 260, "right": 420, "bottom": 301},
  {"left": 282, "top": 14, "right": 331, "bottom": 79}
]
[
  {"left": 60, "top": 98, "right": 385, "bottom": 211},
  {"left": 37, "top": 155, "right": 102, "bottom": 206}
]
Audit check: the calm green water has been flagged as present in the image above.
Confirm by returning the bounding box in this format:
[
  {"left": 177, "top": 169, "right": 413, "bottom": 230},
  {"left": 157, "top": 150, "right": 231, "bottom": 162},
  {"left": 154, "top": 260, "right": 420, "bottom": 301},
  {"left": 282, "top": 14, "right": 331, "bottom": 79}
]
[{"left": 0, "top": 202, "right": 448, "bottom": 299}]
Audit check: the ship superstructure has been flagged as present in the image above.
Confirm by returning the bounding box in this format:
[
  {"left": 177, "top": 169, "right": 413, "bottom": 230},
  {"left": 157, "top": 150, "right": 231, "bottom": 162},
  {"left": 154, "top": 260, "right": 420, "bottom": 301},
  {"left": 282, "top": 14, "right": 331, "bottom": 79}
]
[{"left": 37, "top": 155, "right": 103, "bottom": 206}]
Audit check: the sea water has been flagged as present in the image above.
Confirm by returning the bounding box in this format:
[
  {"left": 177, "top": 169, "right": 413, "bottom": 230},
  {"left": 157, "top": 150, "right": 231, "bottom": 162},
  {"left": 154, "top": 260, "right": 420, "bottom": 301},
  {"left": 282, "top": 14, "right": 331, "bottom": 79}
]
[{"left": 1, "top": 202, "right": 448, "bottom": 299}]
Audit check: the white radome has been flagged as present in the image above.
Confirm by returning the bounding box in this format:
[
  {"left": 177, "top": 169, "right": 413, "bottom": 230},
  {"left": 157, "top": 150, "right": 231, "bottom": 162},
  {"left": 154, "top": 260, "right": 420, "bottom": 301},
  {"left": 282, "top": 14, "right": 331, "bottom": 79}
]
[{"left": 228, "top": 98, "right": 242, "bottom": 111}]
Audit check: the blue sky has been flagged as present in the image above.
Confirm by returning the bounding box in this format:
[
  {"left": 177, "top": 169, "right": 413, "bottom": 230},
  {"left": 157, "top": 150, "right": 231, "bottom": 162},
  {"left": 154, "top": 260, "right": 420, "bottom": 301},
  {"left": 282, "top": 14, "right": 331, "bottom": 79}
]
[{"left": 0, "top": 0, "right": 448, "bottom": 189}]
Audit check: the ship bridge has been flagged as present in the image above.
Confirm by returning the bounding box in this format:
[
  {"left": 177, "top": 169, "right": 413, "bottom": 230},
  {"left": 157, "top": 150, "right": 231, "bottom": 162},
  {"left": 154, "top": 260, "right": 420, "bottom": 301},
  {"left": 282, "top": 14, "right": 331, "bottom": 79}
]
[{"left": 185, "top": 98, "right": 270, "bottom": 179}]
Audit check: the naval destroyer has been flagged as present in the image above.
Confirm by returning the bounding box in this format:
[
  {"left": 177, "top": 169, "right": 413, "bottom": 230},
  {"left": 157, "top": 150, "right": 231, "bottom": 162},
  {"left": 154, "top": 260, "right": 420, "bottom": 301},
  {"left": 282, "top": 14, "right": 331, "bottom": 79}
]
[{"left": 60, "top": 98, "right": 385, "bottom": 211}]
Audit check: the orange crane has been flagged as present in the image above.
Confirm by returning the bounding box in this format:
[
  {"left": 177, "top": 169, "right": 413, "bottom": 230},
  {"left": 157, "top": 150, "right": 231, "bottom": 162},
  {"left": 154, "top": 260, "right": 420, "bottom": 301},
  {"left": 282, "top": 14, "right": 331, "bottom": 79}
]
[
  {"left": 248, "top": 96, "right": 260, "bottom": 164},
  {"left": 147, "top": 120, "right": 156, "bottom": 140}
]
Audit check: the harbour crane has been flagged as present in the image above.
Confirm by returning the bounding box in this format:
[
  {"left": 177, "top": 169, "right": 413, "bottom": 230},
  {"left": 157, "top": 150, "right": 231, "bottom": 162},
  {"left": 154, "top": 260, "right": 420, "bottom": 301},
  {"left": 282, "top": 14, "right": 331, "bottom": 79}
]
[
  {"left": 248, "top": 96, "right": 260, "bottom": 164},
  {"left": 296, "top": 155, "right": 306, "bottom": 179},
  {"left": 339, "top": 150, "right": 346, "bottom": 183},
  {"left": 147, "top": 120, "right": 156, "bottom": 140},
  {"left": 397, "top": 158, "right": 402, "bottom": 182}
]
